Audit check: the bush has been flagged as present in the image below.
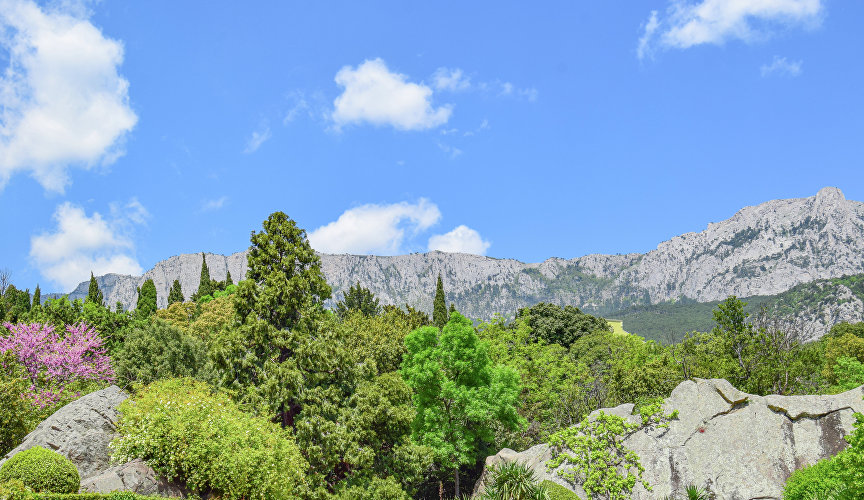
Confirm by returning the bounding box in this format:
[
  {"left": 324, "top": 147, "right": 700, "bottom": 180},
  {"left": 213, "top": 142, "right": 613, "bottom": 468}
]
[
  {"left": 111, "top": 320, "right": 212, "bottom": 387},
  {"left": 111, "top": 378, "right": 307, "bottom": 499},
  {"left": 0, "top": 355, "right": 32, "bottom": 456},
  {"left": 0, "top": 446, "right": 79, "bottom": 494},
  {"left": 479, "top": 462, "right": 549, "bottom": 499},
  {"left": 541, "top": 481, "right": 579, "bottom": 500}
]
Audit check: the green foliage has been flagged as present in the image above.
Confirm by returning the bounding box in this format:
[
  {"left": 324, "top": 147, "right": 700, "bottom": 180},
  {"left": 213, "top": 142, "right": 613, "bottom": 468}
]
[
  {"left": 31, "top": 287, "right": 40, "bottom": 309},
  {"left": 134, "top": 279, "right": 156, "bottom": 318},
  {"left": 0, "top": 487, "right": 165, "bottom": 500},
  {"left": 0, "top": 354, "right": 33, "bottom": 456},
  {"left": 111, "top": 319, "right": 212, "bottom": 387},
  {"left": 166, "top": 279, "right": 183, "bottom": 306},
  {"left": 339, "top": 308, "right": 413, "bottom": 374},
  {"left": 335, "top": 282, "right": 381, "bottom": 318},
  {"left": 829, "top": 321, "right": 864, "bottom": 339},
  {"left": 824, "top": 333, "right": 864, "bottom": 384},
  {"left": 86, "top": 273, "right": 103, "bottom": 306},
  {"left": 402, "top": 312, "right": 524, "bottom": 496},
  {"left": 547, "top": 405, "right": 676, "bottom": 500},
  {"left": 542, "top": 480, "right": 580, "bottom": 500},
  {"left": 830, "top": 357, "right": 864, "bottom": 393},
  {"left": 0, "top": 446, "right": 79, "bottom": 494},
  {"left": 381, "top": 304, "right": 431, "bottom": 331},
  {"left": 332, "top": 476, "right": 410, "bottom": 500},
  {"left": 111, "top": 378, "right": 308, "bottom": 499},
  {"left": 479, "top": 462, "right": 550, "bottom": 500},
  {"left": 516, "top": 302, "right": 611, "bottom": 349},
  {"left": 433, "top": 274, "right": 448, "bottom": 329},
  {"left": 3, "top": 286, "right": 31, "bottom": 323}
]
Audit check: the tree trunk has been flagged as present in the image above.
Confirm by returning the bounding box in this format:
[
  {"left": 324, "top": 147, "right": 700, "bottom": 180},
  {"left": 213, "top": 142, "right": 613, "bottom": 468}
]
[{"left": 454, "top": 467, "right": 460, "bottom": 498}]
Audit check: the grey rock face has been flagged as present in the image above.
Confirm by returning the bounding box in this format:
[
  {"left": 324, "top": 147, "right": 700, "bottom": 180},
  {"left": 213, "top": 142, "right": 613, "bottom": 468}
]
[
  {"left": 0, "top": 386, "right": 128, "bottom": 480},
  {"left": 474, "top": 379, "right": 864, "bottom": 500},
  {"left": 71, "top": 187, "right": 864, "bottom": 338},
  {"left": 80, "top": 459, "right": 186, "bottom": 497}
]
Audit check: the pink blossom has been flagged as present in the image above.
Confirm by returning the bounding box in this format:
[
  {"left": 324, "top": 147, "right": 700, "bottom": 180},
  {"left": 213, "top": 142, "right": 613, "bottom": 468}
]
[{"left": 1, "top": 322, "right": 114, "bottom": 407}]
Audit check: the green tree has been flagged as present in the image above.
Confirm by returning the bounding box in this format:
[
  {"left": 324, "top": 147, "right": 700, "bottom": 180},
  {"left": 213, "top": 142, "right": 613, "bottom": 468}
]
[
  {"left": 335, "top": 281, "right": 381, "bottom": 318},
  {"left": 225, "top": 270, "right": 233, "bottom": 286},
  {"left": 194, "top": 253, "right": 213, "bottom": 300},
  {"left": 402, "top": 312, "right": 524, "bottom": 496},
  {"left": 516, "top": 302, "right": 611, "bottom": 349},
  {"left": 31, "top": 286, "right": 41, "bottom": 308},
  {"left": 167, "top": 279, "right": 184, "bottom": 305},
  {"left": 136, "top": 279, "right": 157, "bottom": 318},
  {"left": 86, "top": 272, "right": 103, "bottom": 306},
  {"left": 433, "top": 274, "right": 448, "bottom": 329}
]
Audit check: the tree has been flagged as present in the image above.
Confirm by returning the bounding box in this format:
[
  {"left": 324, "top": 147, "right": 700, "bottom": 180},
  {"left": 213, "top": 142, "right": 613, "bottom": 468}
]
[
  {"left": 225, "top": 270, "right": 233, "bottom": 286},
  {"left": 516, "top": 302, "right": 612, "bottom": 349},
  {"left": 335, "top": 282, "right": 381, "bottom": 318},
  {"left": 86, "top": 272, "right": 104, "bottom": 306},
  {"left": 167, "top": 279, "right": 184, "bottom": 305},
  {"left": 433, "top": 274, "right": 448, "bottom": 329},
  {"left": 31, "top": 286, "right": 41, "bottom": 308},
  {"left": 136, "top": 279, "right": 157, "bottom": 317},
  {"left": 195, "top": 253, "right": 213, "bottom": 300},
  {"left": 402, "top": 312, "right": 524, "bottom": 496}
]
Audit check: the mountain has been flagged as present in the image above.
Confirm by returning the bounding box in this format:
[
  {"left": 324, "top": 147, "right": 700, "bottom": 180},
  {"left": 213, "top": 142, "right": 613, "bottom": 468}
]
[{"left": 69, "top": 187, "right": 864, "bottom": 338}]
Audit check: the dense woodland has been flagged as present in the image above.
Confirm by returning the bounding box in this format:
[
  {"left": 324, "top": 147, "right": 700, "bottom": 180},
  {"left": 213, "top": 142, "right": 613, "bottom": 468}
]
[{"left": 2, "top": 212, "right": 864, "bottom": 499}]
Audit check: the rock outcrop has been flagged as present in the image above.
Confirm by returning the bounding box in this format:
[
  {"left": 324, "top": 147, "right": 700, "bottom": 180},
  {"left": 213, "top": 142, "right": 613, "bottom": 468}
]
[
  {"left": 475, "top": 379, "right": 864, "bottom": 500},
  {"left": 80, "top": 459, "right": 186, "bottom": 497},
  {"left": 69, "top": 187, "right": 864, "bottom": 338},
  {"left": 0, "top": 386, "right": 128, "bottom": 480}
]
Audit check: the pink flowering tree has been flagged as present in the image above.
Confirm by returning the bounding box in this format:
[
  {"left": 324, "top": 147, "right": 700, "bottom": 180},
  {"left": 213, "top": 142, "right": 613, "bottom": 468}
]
[{"left": 0, "top": 322, "right": 115, "bottom": 408}]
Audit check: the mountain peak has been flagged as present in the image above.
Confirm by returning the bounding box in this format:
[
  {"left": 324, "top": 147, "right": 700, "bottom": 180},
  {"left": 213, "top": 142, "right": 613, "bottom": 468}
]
[{"left": 815, "top": 186, "right": 845, "bottom": 204}]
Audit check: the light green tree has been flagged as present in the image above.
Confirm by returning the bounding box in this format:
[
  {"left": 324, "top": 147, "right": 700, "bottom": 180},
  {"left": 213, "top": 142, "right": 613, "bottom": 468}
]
[{"left": 402, "top": 312, "right": 524, "bottom": 496}]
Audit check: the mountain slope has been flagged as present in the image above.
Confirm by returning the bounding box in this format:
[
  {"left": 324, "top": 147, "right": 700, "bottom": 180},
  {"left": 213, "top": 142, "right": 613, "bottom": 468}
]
[{"left": 68, "top": 187, "right": 864, "bottom": 338}]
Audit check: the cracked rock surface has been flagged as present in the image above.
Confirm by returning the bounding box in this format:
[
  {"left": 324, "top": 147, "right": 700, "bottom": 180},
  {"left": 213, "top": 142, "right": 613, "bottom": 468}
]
[
  {"left": 474, "top": 378, "right": 864, "bottom": 500},
  {"left": 0, "top": 386, "right": 128, "bottom": 480}
]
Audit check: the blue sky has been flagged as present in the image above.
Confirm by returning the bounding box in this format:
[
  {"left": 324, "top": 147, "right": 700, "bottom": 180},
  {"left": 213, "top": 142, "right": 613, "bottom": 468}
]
[{"left": 1, "top": 0, "right": 862, "bottom": 292}]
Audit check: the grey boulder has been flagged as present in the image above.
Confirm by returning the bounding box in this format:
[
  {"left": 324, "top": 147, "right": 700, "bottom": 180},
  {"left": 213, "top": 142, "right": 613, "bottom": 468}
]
[
  {"left": 80, "top": 459, "right": 186, "bottom": 497},
  {"left": 0, "top": 385, "right": 128, "bottom": 480}
]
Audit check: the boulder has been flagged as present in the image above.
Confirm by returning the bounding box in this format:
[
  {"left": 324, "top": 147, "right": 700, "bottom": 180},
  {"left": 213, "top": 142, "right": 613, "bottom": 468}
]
[
  {"left": 0, "top": 386, "right": 128, "bottom": 480},
  {"left": 474, "top": 379, "right": 864, "bottom": 500},
  {"left": 80, "top": 459, "right": 186, "bottom": 497}
]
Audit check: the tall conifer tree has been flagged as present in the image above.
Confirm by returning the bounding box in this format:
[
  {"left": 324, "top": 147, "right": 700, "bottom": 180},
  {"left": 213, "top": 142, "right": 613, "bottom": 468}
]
[
  {"left": 136, "top": 279, "right": 157, "bottom": 317},
  {"left": 87, "top": 272, "right": 104, "bottom": 306},
  {"left": 225, "top": 270, "right": 233, "bottom": 286},
  {"left": 32, "top": 285, "right": 41, "bottom": 308},
  {"left": 196, "top": 253, "right": 213, "bottom": 299},
  {"left": 168, "top": 279, "right": 184, "bottom": 305},
  {"left": 433, "top": 274, "right": 448, "bottom": 329}
]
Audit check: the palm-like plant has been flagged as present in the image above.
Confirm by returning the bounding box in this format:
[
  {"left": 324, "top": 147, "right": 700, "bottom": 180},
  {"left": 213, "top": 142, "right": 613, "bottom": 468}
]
[{"left": 479, "top": 462, "right": 550, "bottom": 500}]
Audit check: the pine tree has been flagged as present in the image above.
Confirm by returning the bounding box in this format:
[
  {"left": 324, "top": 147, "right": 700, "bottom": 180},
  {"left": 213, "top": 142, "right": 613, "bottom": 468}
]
[
  {"left": 225, "top": 270, "right": 233, "bottom": 286},
  {"left": 433, "top": 274, "right": 448, "bottom": 329},
  {"left": 195, "top": 253, "right": 213, "bottom": 299},
  {"left": 32, "top": 285, "right": 41, "bottom": 308},
  {"left": 86, "top": 272, "right": 104, "bottom": 306},
  {"left": 136, "top": 279, "right": 157, "bottom": 317},
  {"left": 449, "top": 303, "right": 456, "bottom": 314},
  {"left": 168, "top": 279, "right": 184, "bottom": 305}
]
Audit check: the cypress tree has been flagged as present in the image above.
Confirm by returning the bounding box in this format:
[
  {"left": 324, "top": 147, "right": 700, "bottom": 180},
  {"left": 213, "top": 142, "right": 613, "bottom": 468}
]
[
  {"left": 32, "top": 285, "right": 41, "bottom": 307},
  {"left": 225, "top": 270, "right": 233, "bottom": 286},
  {"left": 449, "top": 303, "right": 456, "bottom": 314},
  {"left": 195, "top": 253, "right": 213, "bottom": 299},
  {"left": 136, "top": 279, "right": 157, "bottom": 317},
  {"left": 86, "top": 272, "right": 104, "bottom": 306},
  {"left": 433, "top": 273, "right": 448, "bottom": 329},
  {"left": 168, "top": 279, "right": 184, "bottom": 305}
]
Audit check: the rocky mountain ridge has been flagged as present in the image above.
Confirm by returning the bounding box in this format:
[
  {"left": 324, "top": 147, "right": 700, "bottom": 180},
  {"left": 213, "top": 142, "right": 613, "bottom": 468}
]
[{"left": 69, "top": 187, "right": 864, "bottom": 337}]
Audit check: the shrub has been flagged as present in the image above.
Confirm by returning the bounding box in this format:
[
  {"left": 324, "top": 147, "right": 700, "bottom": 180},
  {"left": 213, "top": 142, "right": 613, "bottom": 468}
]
[
  {"left": 541, "top": 481, "right": 579, "bottom": 500},
  {"left": 111, "top": 320, "right": 211, "bottom": 387},
  {"left": 479, "top": 462, "right": 549, "bottom": 499},
  {"left": 0, "top": 479, "right": 31, "bottom": 500},
  {"left": 111, "top": 378, "right": 307, "bottom": 499},
  {"left": 0, "top": 354, "right": 33, "bottom": 456},
  {"left": 0, "top": 446, "right": 79, "bottom": 493}
]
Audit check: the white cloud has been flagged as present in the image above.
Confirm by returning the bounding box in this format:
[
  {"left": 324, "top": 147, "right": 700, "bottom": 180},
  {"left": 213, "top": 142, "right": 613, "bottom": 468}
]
[
  {"left": 436, "top": 141, "right": 463, "bottom": 159},
  {"left": 428, "top": 225, "right": 491, "bottom": 255},
  {"left": 244, "top": 121, "right": 271, "bottom": 153},
  {"left": 760, "top": 55, "right": 802, "bottom": 77},
  {"left": 331, "top": 58, "right": 452, "bottom": 131},
  {"left": 638, "top": 0, "right": 822, "bottom": 59},
  {"left": 30, "top": 201, "right": 145, "bottom": 291},
  {"left": 0, "top": 0, "right": 137, "bottom": 192},
  {"left": 308, "top": 199, "right": 441, "bottom": 254},
  {"left": 432, "top": 67, "right": 471, "bottom": 92},
  {"left": 201, "top": 196, "right": 228, "bottom": 212}
]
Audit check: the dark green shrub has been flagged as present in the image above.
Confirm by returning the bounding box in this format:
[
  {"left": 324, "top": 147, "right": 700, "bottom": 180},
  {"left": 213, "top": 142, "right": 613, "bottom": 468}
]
[
  {"left": 0, "top": 447, "right": 79, "bottom": 493},
  {"left": 111, "top": 378, "right": 307, "bottom": 499},
  {"left": 480, "top": 462, "right": 549, "bottom": 500},
  {"left": 111, "top": 320, "right": 211, "bottom": 387},
  {"left": 333, "top": 476, "right": 410, "bottom": 499}
]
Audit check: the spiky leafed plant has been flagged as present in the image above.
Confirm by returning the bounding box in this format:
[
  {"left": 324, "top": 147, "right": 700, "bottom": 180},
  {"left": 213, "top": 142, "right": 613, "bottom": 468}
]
[{"left": 480, "top": 462, "right": 549, "bottom": 500}]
